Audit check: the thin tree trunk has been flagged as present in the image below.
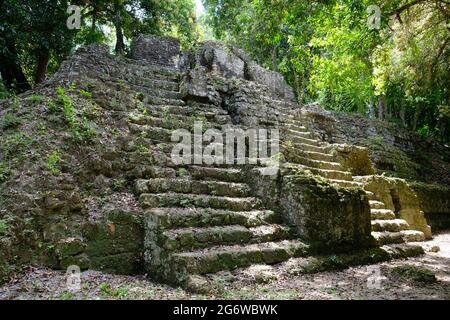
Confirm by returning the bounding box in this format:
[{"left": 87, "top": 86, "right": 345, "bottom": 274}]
[
  {"left": 0, "top": 41, "right": 31, "bottom": 93},
  {"left": 367, "top": 98, "right": 375, "bottom": 119},
  {"left": 271, "top": 46, "right": 278, "bottom": 71},
  {"left": 378, "top": 95, "right": 386, "bottom": 120},
  {"left": 412, "top": 106, "right": 421, "bottom": 131},
  {"left": 400, "top": 102, "right": 406, "bottom": 127},
  {"left": 114, "top": 1, "right": 125, "bottom": 55},
  {"left": 293, "top": 72, "right": 302, "bottom": 104},
  {"left": 92, "top": 8, "right": 97, "bottom": 31},
  {"left": 34, "top": 49, "right": 50, "bottom": 84}
]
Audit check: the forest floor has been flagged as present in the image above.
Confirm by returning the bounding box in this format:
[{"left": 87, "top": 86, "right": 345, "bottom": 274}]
[{"left": 1, "top": 231, "right": 449, "bottom": 300}]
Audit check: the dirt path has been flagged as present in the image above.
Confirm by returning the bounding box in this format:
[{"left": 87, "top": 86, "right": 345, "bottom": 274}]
[{"left": 1, "top": 232, "right": 449, "bottom": 300}]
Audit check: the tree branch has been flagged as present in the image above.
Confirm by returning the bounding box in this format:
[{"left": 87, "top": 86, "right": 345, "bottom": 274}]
[{"left": 389, "top": 0, "right": 427, "bottom": 16}]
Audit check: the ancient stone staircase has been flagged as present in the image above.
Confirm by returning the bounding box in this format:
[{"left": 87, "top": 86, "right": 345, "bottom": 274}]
[
  {"left": 124, "top": 62, "right": 309, "bottom": 285},
  {"left": 116, "top": 57, "right": 426, "bottom": 286},
  {"left": 279, "top": 112, "right": 427, "bottom": 247}
]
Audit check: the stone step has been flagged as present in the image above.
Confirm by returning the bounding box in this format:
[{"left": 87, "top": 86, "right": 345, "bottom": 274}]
[
  {"left": 130, "top": 84, "right": 182, "bottom": 100},
  {"left": 109, "top": 69, "right": 180, "bottom": 84},
  {"left": 365, "top": 191, "right": 377, "bottom": 201},
  {"left": 128, "top": 114, "right": 221, "bottom": 131},
  {"left": 155, "top": 142, "right": 278, "bottom": 168},
  {"left": 188, "top": 166, "right": 245, "bottom": 183},
  {"left": 288, "top": 135, "right": 322, "bottom": 146},
  {"left": 129, "top": 125, "right": 173, "bottom": 142},
  {"left": 371, "top": 219, "right": 410, "bottom": 232},
  {"left": 283, "top": 129, "right": 312, "bottom": 139},
  {"left": 118, "top": 59, "right": 182, "bottom": 79},
  {"left": 286, "top": 163, "right": 353, "bottom": 181},
  {"left": 290, "top": 142, "right": 333, "bottom": 154},
  {"left": 135, "top": 178, "right": 251, "bottom": 197},
  {"left": 369, "top": 200, "right": 386, "bottom": 209},
  {"left": 129, "top": 165, "right": 177, "bottom": 179},
  {"left": 329, "top": 179, "right": 364, "bottom": 188},
  {"left": 143, "top": 95, "right": 186, "bottom": 106},
  {"left": 284, "top": 123, "right": 307, "bottom": 132},
  {"left": 372, "top": 230, "right": 426, "bottom": 246},
  {"left": 140, "top": 193, "right": 262, "bottom": 211},
  {"left": 399, "top": 230, "right": 427, "bottom": 242},
  {"left": 145, "top": 208, "right": 281, "bottom": 229},
  {"left": 126, "top": 77, "right": 180, "bottom": 92},
  {"left": 170, "top": 239, "right": 309, "bottom": 275},
  {"left": 159, "top": 224, "right": 294, "bottom": 251},
  {"left": 371, "top": 209, "right": 396, "bottom": 220},
  {"left": 297, "top": 150, "right": 335, "bottom": 162},
  {"left": 289, "top": 155, "right": 343, "bottom": 171},
  {"left": 311, "top": 168, "right": 353, "bottom": 181},
  {"left": 145, "top": 105, "right": 226, "bottom": 118}
]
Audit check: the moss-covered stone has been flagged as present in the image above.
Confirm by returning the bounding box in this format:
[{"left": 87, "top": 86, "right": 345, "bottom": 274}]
[
  {"left": 281, "top": 173, "right": 371, "bottom": 251},
  {"left": 332, "top": 144, "right": 375, "bottom": 176},
  {"left": 245, "top": 167, "right": 372, "bottom": 252},
  {"left": 410, "top": 182, "right": 450, "bottom": 231},
  {"left": 82, "top": 210, "right": 143, "bottom": 274}
]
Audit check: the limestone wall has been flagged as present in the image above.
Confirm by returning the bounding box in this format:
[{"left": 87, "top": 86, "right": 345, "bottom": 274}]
[{"left": 410, "top": 183, "right": 450, "bottom": 231}]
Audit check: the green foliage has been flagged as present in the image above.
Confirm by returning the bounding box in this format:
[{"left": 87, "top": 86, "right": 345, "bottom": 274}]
[
  {"left": 99, "top": 282, "right": 129, "bottom": 298},
  {"left": 0, "top": 219, "right": 9, "bottom": 236},
  {"left": 176, "top": 168, "right": 189, "bottom": 177},
  {"left": 0, "top": 163, "right": 10, "bottom": 184},
  {"left": 392, "top": 265, "right": 437, "bottom": 284},
  {"left": 203, "top": 0, "right": 449, "bottom": 141},
  {"left": 0, "top": 0, "right": 75, "bottom": 90},
  {"left": 1, "top": 132, "right": 35, "bottom": 162},
  {"left": 26, "top": 94, "right": 45, "bottom": 104},
  {"left": 52, "top": 86, "right": 97, "bottom": 142},
  {"left": 46, "top": 150, "right": 61, "bottom": 175},
  {"left": 111, "top": 179, "right": 126, "bottom": 191},
  {"left": 0, "top": 82, "right": 12, "bottom": 100},
  {"left": 59, "top": 291, "right": 75, "bottom": 300},
  {"left": 79, "top": 89, "right": 93, "bottom": 99},
  {"left": 0, "top": 113, "right": 23, "bottom": 130}
]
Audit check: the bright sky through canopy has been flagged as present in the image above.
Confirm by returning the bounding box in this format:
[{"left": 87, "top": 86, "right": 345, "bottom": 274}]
[{"left": 195, "top": 0, "right": 205, "bottom": 16}]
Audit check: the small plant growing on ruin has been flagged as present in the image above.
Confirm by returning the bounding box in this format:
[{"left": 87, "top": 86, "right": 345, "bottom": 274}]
[
  {"left": 46, "top": 150, "right": 61, "bottom": 175},
  {"left": 0, "top": 219, "right": 9, "bottom": 235},
  {"left": 26, "top": 94, "right": 45, "bottom": 104},
  {"left": 0, "top": 113, "right": 23, "bottom": 130},
  {"left": 392, "top": 265, "right": 437, "bottom": 284}
]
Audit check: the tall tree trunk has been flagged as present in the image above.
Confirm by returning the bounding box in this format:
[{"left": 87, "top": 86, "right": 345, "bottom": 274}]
[
  {"left": 0, "top": 40, "right": 31, "bottom": 93},
  {"left": 378, "top": 95, "right": 386, "bottom": 120},
  {"left": 367, "top": 98, "right": 375, "bottom": 119},
  {"left": 114, "top": 1, "right": 125, "bottom": 55},
  {"left": 400, "top": 102, "right": 406, "bottom": 127},
  {"left": 271, "top": 46, "right": 278, "bottom": 72},
  {"left": 34, "top": 49, "right": 50, "bottom": 84},
  {"left": 412, "top": 105, "right": 421, "bottom": 131},
  {"left": 92, "top": 9, "right": 97, "bottom": 31},
  {"left": 294, "top": 72, "right": 302, "bottom": 104}
]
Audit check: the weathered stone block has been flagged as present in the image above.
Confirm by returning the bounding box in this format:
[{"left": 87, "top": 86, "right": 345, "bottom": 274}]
[
  {"left": 247, "top": 62, "right": 296, "bottom": 101},
  {"left": 83, "top": 210, "right": 143, "bottom": 274},
  {"left": 332, "top": 144, "right": 375, "bottom": 176},
  {"left": 280, "top": 173, "right": 371, "bottom": 251},
  {"left": 180, "top": 67, "right": 222, "bottom": 105},
  {"left": 200, "top": 41, "right": 245, "bottom": 79},
  {"left": 130, "top": 34, "right": 181, "bottom": 68},
  {"left": 245, "top": 167, "right": 372, "bottom": 251},
  {"left": 410, "top": 182, "right": 450, "bottom": 231}
]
